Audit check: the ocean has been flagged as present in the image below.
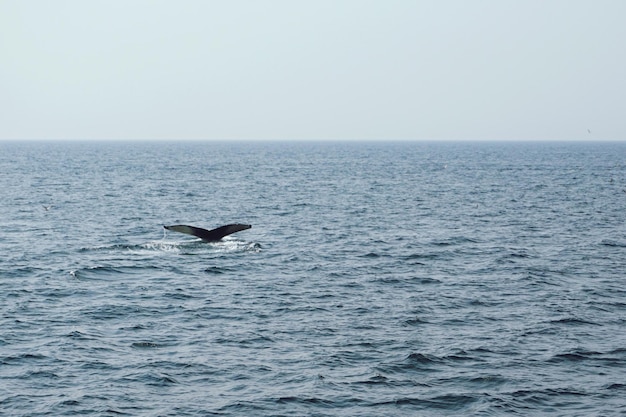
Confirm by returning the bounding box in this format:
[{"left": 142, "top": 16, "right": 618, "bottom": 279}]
[{"left": 1, "top": 140, "right": 625, "bottom": 416}]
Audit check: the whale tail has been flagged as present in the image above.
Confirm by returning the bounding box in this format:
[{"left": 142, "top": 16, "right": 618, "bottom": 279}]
[{"left": 163, "top": 223, "right": 251, "bottom": 242}]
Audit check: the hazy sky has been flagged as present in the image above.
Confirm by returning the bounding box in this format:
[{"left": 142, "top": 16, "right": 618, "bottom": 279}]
[{"left": 1, "top": 0, "right": 625, "bottom": 141}]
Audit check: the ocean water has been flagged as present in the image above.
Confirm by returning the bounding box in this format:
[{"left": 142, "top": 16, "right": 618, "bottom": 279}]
[{"left": 1, "top": 140, "right": 625, "bottom": 416}]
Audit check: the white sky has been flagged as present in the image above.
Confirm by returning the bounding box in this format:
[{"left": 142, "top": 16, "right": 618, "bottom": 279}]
[{"left": 1, "top": 0, "right": 625, "bottom": 141}]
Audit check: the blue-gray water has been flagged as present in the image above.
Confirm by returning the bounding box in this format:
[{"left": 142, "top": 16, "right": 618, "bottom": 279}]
[{"left": 1, "top": 141, "right": 626, "bottom": 416}]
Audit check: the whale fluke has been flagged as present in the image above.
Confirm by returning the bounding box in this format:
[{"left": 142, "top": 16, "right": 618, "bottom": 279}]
[{"left": 163, "top": 223, "right": 251, "bottom": 242}]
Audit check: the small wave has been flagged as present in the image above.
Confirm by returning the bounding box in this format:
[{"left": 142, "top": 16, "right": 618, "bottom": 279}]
[
  {"left": 600, "top": 239, "right": 626, "bottom": 247},
  {"left": 465, "top": 374, "right": 509, "bottom": 389},
  {"left": 356, "top": 374, "right": 390, "bottom": 385},
  {"left": 549, "top": 349, "right": 626, "bottom": 365},
  {"left": 431, "top": 236, "right": 480, "bottom": 246},
  {"left": 373, "top": 393, "right": 477, "bottom": 409},
  {"left": 204, "top": 266, "right": 236, "bottom": 274},
  {"left": 362, "top": 252, "right": 383, "bottom": 258},
  {"left": 69, "top": 265, "right": 162, "bottom": 280},
  {"left": 444, "top": 349, "right": 480, "bottom": 362},
  {"left": 497, "top": 250, "right": 533, "bottom": 262},
  {"left": 381, "top": 350, "right": 484, "bottom": 375},
  {"left": 403, "top": 317, "right": 429, "bottom": 326},
  {"left": 275, "top": 396, "right": 333, "bottom": 407},
  {"left": 131, "top": 341, "right": 162, "bottom": 349},
  {"left": 1, "top": 266, "right": 50, "bottom": 279},
  {"left": 2, "top": 353, "right": 48, "bottom": 364},
  {"left": 56, "top": 399, "right": 81, "bottom": 407},
  {"left": 506, "top": 387, "right": 587, "bottom": 401},
  {"left": 549, "top": 317, "right": 600, "bottom": 326},
  {"left": 122, "top": 371, "right": 178, "bottom": 386},
  {"left": 549, "top": 352, "right": 592, "bottom": 362},
  {"left": 66, "top": 330, "right": 101, "bottom": 340},
  {"left": 403, "top": 253, "right": 438, "bottom": 261},
  {"left": 21, "top": 370, "right": 60, "bottom": 379},
  {"left": 412, "top": 276, "right": 441, "bottom": 284},
  {"left": 406, "top": 352, "right": 443, "bottom": 365},
  {"left": 146, "top": 372, "right": 178, "bottom": 386}
]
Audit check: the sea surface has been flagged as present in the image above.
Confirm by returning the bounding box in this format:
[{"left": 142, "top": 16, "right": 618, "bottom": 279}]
[{"left": 1, "top": 140, "right": 626, "bottom": 416}]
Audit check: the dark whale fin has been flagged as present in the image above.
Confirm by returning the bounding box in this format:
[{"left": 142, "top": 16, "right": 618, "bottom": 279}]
[{"left": 163, "top": 224, "right": 251, "bottom": 242}]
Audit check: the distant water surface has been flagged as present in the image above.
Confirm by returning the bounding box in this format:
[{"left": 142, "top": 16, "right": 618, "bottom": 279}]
[{"left": 1, "top": 141, "right": 626, "bottom": 416}]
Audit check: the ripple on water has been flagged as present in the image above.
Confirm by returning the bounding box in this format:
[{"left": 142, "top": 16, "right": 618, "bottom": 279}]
[{"left": 2, "top": 141, "right": 626, "bottom": 416}]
